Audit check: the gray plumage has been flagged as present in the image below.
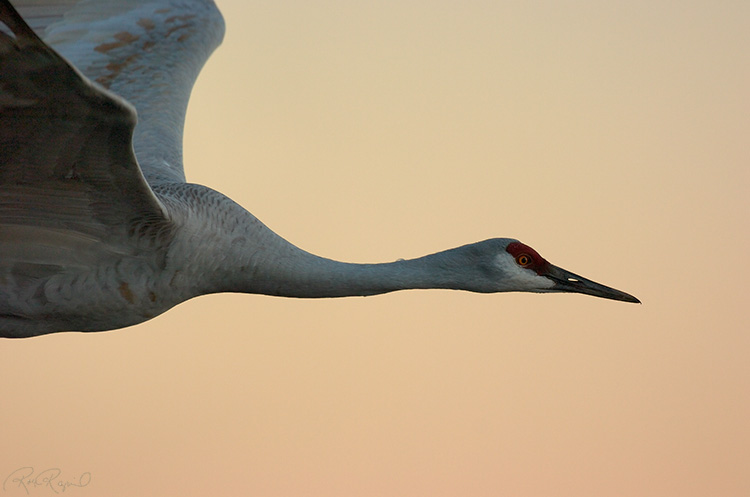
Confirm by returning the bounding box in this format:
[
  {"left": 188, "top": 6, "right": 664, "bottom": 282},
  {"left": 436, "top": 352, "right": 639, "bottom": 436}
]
[{"left": 0, "top": 0, "right": 638, "bottom": 338}]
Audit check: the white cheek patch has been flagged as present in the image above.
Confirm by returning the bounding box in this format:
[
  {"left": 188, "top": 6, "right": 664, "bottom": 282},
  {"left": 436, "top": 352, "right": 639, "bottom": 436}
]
[{"left": 494, "top": 253, "right": 555, "bottom": 292}]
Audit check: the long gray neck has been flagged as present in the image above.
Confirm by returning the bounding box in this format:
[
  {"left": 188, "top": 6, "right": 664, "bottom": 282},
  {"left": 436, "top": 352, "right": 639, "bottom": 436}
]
[
  {"left": 230, "top": 246, "right": 474, "bottom": 298},
  {"left": 169, "top": 186, "right": 495, "bottom": 299}
]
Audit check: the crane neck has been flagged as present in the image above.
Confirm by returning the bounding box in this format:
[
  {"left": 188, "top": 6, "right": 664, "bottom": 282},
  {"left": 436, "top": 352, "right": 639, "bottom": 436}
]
[
  {"left": 222, "top": 242, "right": 479, "bottom": 298},
  {"left": 166, "top": 186, "right": 497, "bottom": 299}
]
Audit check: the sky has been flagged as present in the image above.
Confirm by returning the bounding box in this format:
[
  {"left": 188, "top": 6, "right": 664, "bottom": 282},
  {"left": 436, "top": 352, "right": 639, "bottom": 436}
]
[{"left": 2, "top": 0, "right": 749, "bottom": 496}]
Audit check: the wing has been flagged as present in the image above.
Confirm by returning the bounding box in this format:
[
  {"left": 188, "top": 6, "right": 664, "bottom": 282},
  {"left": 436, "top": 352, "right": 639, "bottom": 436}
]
[
  {"left": 8, "top": 0, "right": 225, "bottom": 184},
  {"left": 0, "top": 0, "right": 168, "bottom": 240}
]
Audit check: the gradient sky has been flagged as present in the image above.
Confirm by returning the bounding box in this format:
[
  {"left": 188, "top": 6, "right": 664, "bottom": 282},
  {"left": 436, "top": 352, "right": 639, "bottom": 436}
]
[{"left": 2, "top": 0, "right": 749, "bottom": 496}]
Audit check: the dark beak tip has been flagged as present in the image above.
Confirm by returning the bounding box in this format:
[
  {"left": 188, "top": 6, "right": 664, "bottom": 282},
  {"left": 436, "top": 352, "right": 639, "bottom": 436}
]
[
  {"left": 624, "top": 294, "right": 642, "bottom": 304},
  {"left": 595, "top": 288, "right": 641, "bottom": 304}
]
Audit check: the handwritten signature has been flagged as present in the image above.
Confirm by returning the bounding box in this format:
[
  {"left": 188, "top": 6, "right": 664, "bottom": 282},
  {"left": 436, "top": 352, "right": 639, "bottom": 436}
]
[{"left": 3, "top": 468, "right": 90, "bottom": 495}]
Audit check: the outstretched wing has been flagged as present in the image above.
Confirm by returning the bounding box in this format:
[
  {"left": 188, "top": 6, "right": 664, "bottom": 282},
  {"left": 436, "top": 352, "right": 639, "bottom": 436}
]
[
  {"left": 0, "top": 0, "right": 169, "bottom": 240},
  {"left": 8, "top": 0, "right": 225, "bottom": 184}
]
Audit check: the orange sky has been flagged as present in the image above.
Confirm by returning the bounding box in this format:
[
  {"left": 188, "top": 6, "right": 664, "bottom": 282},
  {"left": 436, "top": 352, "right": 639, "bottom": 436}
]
[{"left": 2, "top": 1, "right": 749, "bottom": 496}]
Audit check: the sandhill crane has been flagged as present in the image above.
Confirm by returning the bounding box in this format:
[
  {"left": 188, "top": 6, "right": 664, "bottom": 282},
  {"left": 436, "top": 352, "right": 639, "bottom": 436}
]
[{"left": 0, "top": 0, "right": 638, "bottom": 338}]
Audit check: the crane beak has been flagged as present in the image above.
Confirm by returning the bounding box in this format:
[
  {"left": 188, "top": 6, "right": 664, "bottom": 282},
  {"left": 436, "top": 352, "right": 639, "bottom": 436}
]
[{"left": 545, "top": 264, "right": 641, "bottom": 303}]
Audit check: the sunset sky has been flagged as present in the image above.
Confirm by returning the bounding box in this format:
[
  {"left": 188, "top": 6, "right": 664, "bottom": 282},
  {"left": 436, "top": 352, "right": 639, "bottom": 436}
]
[{"left": 2, "top": 0, "right": 749, "bottom": 495}]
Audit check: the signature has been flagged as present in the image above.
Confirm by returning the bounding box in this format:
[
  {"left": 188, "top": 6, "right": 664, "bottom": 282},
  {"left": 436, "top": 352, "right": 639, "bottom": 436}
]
[{"left": 3, "top": 468, "right": 91, "bottom": 495}]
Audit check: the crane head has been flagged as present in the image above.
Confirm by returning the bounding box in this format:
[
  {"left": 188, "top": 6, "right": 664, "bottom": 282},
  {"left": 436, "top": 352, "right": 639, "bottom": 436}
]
[{"left": 495, "top": 240, "right": 640, "bottom": 303}]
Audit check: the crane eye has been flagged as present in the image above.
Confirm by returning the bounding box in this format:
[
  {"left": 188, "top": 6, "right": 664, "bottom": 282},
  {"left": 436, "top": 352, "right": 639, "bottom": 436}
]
[{"left": 516, "top": 254, "right": 532, "bottom": 267}]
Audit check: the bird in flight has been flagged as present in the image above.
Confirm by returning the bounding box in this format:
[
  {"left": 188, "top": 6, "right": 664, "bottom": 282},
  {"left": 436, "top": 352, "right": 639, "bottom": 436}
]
[{"left": 0, "top": 0, "right": 638, "bottom": 338}]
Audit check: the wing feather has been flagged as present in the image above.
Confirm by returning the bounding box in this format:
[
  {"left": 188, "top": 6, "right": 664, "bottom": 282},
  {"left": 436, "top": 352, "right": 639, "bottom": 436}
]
[
  {"left": 0, "top": 0, "right": 168, "bottom": 239},
  {"left": 6, "top": 0, "right": 225, "bottom": 183}
]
